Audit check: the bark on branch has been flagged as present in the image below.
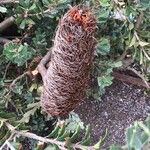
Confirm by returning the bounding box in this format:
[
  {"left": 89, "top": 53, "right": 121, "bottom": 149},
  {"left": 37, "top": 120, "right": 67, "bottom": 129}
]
[
  {"left": 112, "top": 71, "right": 150, "bottom": 88},
  {"left": 0, "top": 37, "right": 11, "bottom": 44},
  {"left": 0, "top": 16, "right": 15, "bottom": 32}
]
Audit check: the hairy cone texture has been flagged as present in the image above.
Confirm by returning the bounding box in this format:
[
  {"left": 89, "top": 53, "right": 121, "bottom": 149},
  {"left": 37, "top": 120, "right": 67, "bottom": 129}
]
[{"left": 41, "top": 5, "right": 96, "bottom": 116}]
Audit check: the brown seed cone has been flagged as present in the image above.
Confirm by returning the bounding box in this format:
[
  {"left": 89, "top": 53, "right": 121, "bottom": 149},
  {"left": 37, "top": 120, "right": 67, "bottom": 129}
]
[{"left": 40, "top": 5, "right": 96, "bottom": 116}]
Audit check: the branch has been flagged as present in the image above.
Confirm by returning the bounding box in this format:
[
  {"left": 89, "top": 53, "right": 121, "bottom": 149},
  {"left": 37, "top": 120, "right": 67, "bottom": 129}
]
[
  {"left": 0, "top": 37, "right": 11, "bottom": 44},
  {"left": 4, "top": 122, "right": 95, "bottom": 150},
  {"left": 3, "top": 61, "right": 11, "bottom": 80},
  {"left": 0, "top": 0, "right": 19, "bottom": 4},
  {"left": 127, "top": 67, "right": 150, "bottom": 88},
  {"left": 112, "top": 71, "right": 150, "bottom": 88},
  {"left": 0, "top": 16, "right": 15, "bottom": 32},
  {"left": 37, "top": 50, "right": 51, "bottom": 81}
]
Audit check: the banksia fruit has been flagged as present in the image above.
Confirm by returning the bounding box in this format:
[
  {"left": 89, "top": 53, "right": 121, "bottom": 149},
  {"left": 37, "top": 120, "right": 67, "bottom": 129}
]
[{"left": 38, "top": 5, "right": 96, "bottom": 116}]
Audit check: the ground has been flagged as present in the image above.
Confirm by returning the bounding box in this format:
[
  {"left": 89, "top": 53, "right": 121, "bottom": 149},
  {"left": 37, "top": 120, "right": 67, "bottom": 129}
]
[{"left": 75, "top": 79, "right": 150, "bottom": 149}]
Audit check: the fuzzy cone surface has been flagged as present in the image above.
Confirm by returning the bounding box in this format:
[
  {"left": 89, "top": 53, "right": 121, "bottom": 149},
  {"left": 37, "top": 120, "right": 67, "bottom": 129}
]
[{"left": 40, "top": 5, "right": 96, "bottom": 116}]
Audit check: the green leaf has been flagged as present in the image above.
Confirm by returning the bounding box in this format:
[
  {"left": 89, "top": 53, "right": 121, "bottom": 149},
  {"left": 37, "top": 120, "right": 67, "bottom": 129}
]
[
  {"left": 19, "top": 20, "right": 26, "bottom": 29},
  {"left": 99, "top": 0, "right": 110, "bottom": 7},
  {"left": 93, "top": 128, "right": 107, "bottom": 149},
  {"left": 70, "top": 124, "right": 81, "bottom": 142},
  {"left": 129, "top": 35, "right": 137, "bottom": 47},
  {"left": 29, "top": 83, "right": 38, "bottom": 92},
  {"left": 42, "top": 0, "right": 51, "bottom": 5},
  {"left": 93, "top": 138, "right": 102, "bottom": 150},
  {"left": 139, "top": 41, "right": 149, "bottom": 47},
  {"left": 47, "top": 123, "right": 60, "bottom": 138},
  {"left": 3, "top": 42, "right": 34, "bottom": 66},
  {"left": 32, "top": 29, "right": 47, "bottom": 49},
  {"left": 138, "top": 122, "right": 150, "bottom": 136},
  {"left": 125, "top": 123, "right": 143, "bottom": 150},
  {"left": 29, "top": 3, "right": 37, "bottom": 11},
  {"left": 96, "top": 38, "right": 110, "bottom": 55},
  {"left": 25, "top": 18, "right": 35, "bottom": 25},
  {"left": 19, "top": 105, "right": 39, "bottom": 123},
  {"left": 0, "top": 118, "right": 7, "bottom": 128},
  {"left": 57, "top": 130, "right": 70, "bottom": 141},
  {"left": 97, "top": 8, "right": 109, "bottom": 23},
  {"left": 112, "top": 61, "right": 122, "bottom": 68},
  {"left": 109, "top": 144, "right": 121, "bottom": 150},
  {"left": 129, "top": 23, "right": 134, "bottom": 30},
  {"left": 19, "top": 0, "right": 31, "bottom": 8},
  {"left": 11, "top": 142, "right": 22, "bottom": 149},
  {"left": 97, "top": 75, "right": 113, "bottom": 88},
  {"left": 56, "top": 122, "right": 66, "bottom": 138},
  {"left": 44, "top": 144, "right": 59, "bottom": 150},
  {"left": 80, "top": 125, "right": 91, "bottom": 146},
  {"left": 66, "top": 112, "right": 84, "bottom": 132},
  {"left": 145, "top": 116, "right": 150, "bottom": 130}
]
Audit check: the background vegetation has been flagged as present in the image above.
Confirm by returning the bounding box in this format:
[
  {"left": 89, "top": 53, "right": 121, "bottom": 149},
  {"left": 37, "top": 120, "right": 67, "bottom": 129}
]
[{"left": 0, "top": 0, "right": 150, "bottom": 149}]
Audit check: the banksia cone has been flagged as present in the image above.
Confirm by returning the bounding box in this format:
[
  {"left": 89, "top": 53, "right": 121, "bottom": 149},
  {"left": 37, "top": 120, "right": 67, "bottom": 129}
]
[{"left": 40, "top": 5, "right": 96, "bottom": 116}]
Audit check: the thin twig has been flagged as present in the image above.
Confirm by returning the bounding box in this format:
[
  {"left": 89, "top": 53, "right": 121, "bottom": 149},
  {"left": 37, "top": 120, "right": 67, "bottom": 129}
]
[
  {"left": 0, "top": 133, "right": 15, "bottom": 150},
  {"left": 0, "top": 0, "right": 19, "bottom": 4},
  {"left": 4, "top": 122, "right": 95, "bottom": 150},
  {"left": 3, "top": 61, "right": 11, "bottom": 80},
  {"left": 9, "top": 71, "right": 31, "bottom": 88},
  {"left": 0, "top": 16, "right": 15, "bottom": 32},
  {"left": 2, "top": 36, "right": 31, "bottom": 40},
  {"left": 27, "top": 8, "right": 51, "bottom": 17}
]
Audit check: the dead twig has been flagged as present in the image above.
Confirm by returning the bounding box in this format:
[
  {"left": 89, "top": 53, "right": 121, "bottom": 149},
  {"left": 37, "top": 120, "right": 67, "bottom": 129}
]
[
  {"left": 112, "top": 71, "right": 150, "bottom": 88},
  {"left": 9, "top": 71, "right": 31, "bottom": 88},
  {"left": 3, "top": 61, "right": 11, "bottom": 80},
  {"left": 0, "top": 16, "right": 15, "bottom": 32}
]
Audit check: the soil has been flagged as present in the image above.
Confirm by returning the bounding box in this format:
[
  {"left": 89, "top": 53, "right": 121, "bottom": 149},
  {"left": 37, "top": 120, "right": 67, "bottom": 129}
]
[{"left": 75, "top": 79, "right": 150, "bottom": 149}]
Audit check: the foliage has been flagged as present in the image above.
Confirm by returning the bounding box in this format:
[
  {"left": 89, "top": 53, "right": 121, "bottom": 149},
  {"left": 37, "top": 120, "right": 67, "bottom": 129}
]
[
  {"left": 0, "top": 0, "right": 149, "bottom": 149},
  {"left": 91, "top": 0, "right": 150, "bottom": 97},
  {"left": 3, "top": 42, "right": 35, "bottom": 66}
]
